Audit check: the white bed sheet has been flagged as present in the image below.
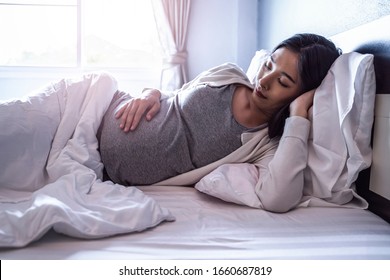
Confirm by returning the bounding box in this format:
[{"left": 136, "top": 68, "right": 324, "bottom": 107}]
[{"left": 0, "top": 186, "right": 389, "bottom": 260}]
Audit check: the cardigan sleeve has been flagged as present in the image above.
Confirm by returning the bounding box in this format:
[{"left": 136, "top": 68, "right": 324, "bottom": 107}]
[{"left": 254, "top": 116, "right": 311, "bottom": 212}]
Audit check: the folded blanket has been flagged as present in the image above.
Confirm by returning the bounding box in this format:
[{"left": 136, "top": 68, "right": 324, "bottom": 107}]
[{"left": 0, "top": 72, "right": 174, "bottom": 247}]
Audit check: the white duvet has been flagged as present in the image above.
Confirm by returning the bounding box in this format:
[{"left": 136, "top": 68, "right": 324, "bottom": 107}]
[{"left": 0, "top": 72, "right": 174, "bottom": 247}]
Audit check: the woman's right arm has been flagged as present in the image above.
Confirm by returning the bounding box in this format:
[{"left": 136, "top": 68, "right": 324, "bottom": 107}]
[
  {"left": 115, "top": 88, "right": 161, "bottom": 132},
  {"left": 254, "top": 90, "right": 314, "bottom": 212}
]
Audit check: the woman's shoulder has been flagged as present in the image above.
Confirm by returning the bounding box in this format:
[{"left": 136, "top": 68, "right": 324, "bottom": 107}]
[
  {"left": 208, "top": 62, "right": 247, "bottom": 75},
  {"left": 181, "top": 63, "right": 253, "bottom": 91}
]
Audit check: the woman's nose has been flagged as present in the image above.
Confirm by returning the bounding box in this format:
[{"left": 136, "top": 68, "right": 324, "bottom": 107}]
[{"left": 258, "top": 75, "right": 271, "bottom": 90}]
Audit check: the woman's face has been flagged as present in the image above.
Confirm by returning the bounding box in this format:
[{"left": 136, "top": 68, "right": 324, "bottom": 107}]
[{"left": 252, "top": 47, "right": 301, "bottom": 118}]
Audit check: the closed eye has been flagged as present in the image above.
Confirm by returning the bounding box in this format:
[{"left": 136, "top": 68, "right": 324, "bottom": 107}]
[
  {"left": 278, "top": 78, "right": 288, "bottom": 88},
  {"left": 270, "top": 55, "right": 296, "bottom": 85},
  {"left": 264, "top": 59, "right": 289, "bottom": 88},
  {"left": 263, "top": 60, "right": 272, "bottom": 70}
]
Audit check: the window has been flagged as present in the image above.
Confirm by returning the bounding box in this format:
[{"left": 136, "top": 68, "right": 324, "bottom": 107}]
[
  {"left": 0, "top": 0, "right": 161, "bottom": 69},
  {"left": 0, "top": 0, "right": 77, "bottom": 67},
  {"left": 83, "top": 0, "right": 161, "bottom": 68}
]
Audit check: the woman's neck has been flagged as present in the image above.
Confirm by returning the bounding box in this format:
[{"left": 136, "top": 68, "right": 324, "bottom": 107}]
[{"left": 232, "top": 85, "right": 269, "bottom": 128}]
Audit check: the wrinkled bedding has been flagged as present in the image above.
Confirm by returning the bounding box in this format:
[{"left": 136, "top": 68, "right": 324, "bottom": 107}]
[{"left": 0, "top": 72, "right": 174, "bottom": 247}]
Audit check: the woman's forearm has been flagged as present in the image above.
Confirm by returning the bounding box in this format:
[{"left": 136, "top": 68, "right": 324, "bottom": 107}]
[{"left": 254, "top": 116, "right": 310, "bottom": 212}]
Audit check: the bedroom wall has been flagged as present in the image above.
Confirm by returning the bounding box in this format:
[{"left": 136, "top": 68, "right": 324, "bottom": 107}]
[
  {"left": 185, "top": 0, "right": 390, "bottom": 80},
  {"left": 257, "top": 0, "right": 390, "bottom": 51},
  {"left": 186, "top": 0, "right": 258, "bottom": 80}
]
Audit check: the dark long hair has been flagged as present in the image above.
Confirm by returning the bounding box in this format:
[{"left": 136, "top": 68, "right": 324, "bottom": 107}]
[{"left": 267, "top": 33, "right": 341, "bottom": 138}]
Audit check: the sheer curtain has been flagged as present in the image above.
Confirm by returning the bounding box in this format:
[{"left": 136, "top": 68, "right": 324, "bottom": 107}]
[{"left": 152, "top": 0, "right": 191, "bottom": 91}]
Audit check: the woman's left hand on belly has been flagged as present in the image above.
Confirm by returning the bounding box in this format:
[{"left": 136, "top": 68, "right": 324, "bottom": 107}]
[{"left": 115, "top": 89, "right": 161, "bottom": 132}]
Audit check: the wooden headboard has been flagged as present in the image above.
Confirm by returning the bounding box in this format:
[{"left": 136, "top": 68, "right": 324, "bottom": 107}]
[{"left": 331, "top": 15, "right": 390, "bottom": 222}]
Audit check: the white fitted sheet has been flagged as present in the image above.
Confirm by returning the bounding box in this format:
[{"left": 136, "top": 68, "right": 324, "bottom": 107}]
[{"left": 0, "top": 186, "right": 389, "bottom": 260}]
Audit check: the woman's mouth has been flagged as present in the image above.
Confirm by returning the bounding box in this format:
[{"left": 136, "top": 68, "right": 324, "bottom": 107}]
[{"left": 255, "top": 87, "right": 266, "bottom": 99}]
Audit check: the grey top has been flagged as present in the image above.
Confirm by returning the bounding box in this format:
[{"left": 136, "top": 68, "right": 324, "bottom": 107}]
[{"left": 98, "top": 84, "right": 261, "bottom": 185}]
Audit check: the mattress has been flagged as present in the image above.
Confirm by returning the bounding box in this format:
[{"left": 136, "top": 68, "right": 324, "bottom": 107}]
[{"left": 1, "top": 185, "right": 389, "bottom": 260}]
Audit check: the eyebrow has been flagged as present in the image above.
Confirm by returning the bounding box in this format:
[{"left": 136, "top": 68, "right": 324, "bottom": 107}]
[{"left": 270, "top": 55, "right": 297, "bottom": 84}]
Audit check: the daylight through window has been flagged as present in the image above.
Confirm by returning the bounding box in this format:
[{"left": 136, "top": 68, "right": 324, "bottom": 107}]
[{"left": 0, "top": 0, "right": 162, "bottom": 69}]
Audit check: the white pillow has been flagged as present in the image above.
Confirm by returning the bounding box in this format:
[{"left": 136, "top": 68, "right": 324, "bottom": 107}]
[
  {"left": 245, "top": 49, "right": 269, "bottom": 84},
  {"left": 195, "top": 163, "right": 261, "bottom": 208},
  {"left": 303, "top": 52, "right": 375, "bottom": 208}
]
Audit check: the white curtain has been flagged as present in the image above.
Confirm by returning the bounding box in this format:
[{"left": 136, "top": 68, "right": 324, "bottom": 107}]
[{"left": 152, "top": 0, "right": 191, "bottom": 91}]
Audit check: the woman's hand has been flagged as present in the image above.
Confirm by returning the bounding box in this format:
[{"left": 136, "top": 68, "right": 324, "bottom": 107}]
[
  {"left": 115, "top": 89, "right": 161, "bottom": 132},
  {"left": 289, "top": 89, "right": 315, "bottom": 119}
]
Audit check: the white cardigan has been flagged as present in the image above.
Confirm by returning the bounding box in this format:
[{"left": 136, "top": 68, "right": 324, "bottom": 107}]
[
  {"left": 155, "top": 63, "right": 311, "bottom": 212},
  {"left": 159, "top": 56, "right": 374, "bottom": 212},
  {"left": 156, "top": 63, "right": 277, "bottom": 185}
]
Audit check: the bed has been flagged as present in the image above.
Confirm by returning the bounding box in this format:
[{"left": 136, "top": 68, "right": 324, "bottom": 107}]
[{"left": 1, "top": 16, "right": 390, "bottom": 260}]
